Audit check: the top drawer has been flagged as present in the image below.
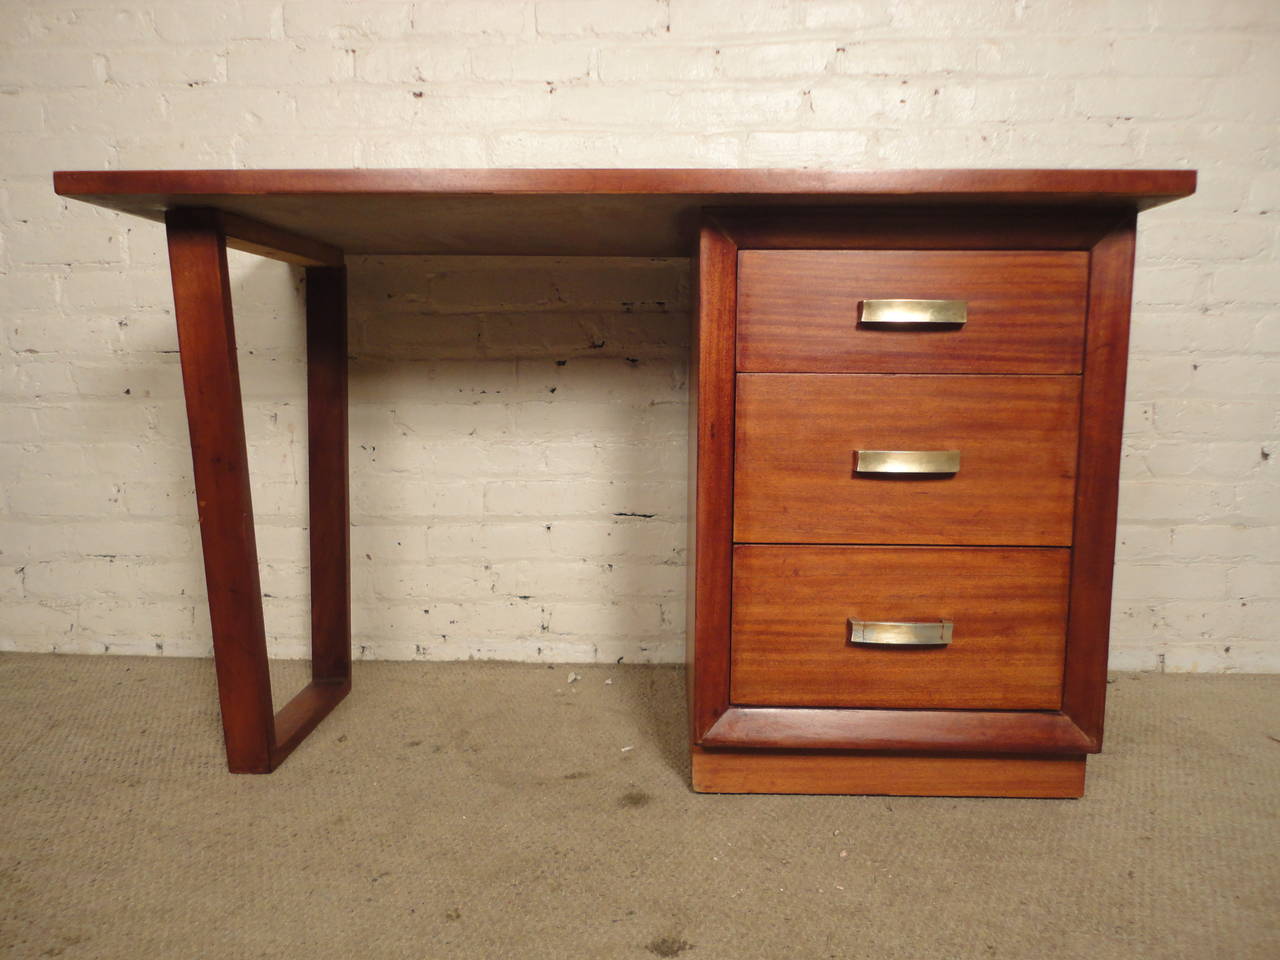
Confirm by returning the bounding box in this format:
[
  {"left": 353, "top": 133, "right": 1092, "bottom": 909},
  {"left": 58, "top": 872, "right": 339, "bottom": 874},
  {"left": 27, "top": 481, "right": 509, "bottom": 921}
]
[{"left": 737, "top": 249, "right": 1088, "bottom": 374}]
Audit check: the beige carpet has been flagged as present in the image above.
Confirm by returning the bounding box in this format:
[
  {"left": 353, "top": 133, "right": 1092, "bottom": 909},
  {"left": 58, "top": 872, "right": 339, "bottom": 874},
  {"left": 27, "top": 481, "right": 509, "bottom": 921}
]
[{"left": 1, "top": 654, "right": 1277, "bottom": 960}]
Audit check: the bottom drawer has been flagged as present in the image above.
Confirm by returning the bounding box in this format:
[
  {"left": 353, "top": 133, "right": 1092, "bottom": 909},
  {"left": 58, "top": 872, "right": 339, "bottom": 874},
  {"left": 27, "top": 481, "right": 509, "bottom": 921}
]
[{"left": 730, "top": 545, "right": 1070, "bottom": 710}]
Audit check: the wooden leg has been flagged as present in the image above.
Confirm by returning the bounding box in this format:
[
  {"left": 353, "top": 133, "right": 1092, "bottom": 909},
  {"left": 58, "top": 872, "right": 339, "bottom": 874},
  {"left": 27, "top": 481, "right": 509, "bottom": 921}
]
[
  {"left": 270, "top": 266, "right": 352, "bottom": 766},
  {"left": 167, "top": 209, "right": 275, "bottom": 773},
  {"left": 304, "top": 266, "right": 350, "bottom": 685},
  {"left": 166, "top": 209, "right": 350, "bottom": 773}
]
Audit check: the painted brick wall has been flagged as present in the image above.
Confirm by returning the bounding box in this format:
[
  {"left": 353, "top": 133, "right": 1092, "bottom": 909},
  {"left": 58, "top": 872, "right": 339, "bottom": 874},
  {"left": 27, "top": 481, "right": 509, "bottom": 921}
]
[{"left": 1, "top": 0, "right": 1276, "bottom": 671}]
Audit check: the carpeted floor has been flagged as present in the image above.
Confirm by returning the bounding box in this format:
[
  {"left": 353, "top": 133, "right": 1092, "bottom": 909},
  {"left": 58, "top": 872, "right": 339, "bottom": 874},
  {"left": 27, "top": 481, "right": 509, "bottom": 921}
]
[{"left": 1, "top": 654, "right": 1277, "bottom": 960}]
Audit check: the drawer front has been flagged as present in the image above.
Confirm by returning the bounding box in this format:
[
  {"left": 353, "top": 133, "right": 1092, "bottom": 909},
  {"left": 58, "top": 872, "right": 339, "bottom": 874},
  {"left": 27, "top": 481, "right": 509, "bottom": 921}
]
[
  {"left": 737, "top": 250, "right": 1088, "bottom": 374},
  {"left": 730, "top": 545, "right": 1070, "bottom": 710},
  {"left": 734, "top": 374, "right": 1080, "bottom": 546}
]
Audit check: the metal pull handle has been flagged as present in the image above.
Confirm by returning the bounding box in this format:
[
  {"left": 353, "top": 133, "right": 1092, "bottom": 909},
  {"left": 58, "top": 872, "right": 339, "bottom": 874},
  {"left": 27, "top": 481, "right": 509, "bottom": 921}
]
[
  {"left": 855, "top": 450, "right": 960, "bottom": 475},
  {"left": 848, "top": 620, "right": 954, "bottom": 646},
  {"left": 859, "top": 299, "right": 967, "bottom": 326}
]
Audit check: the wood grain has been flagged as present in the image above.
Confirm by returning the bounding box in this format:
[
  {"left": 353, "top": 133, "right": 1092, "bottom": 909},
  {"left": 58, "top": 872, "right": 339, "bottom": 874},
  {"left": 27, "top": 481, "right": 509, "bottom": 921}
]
[
  {"left": 691, "top": 747, "right": 1086, "bottom": 797},
  {"left": 687, "top": 219, "right": 738, "bottom": 742},
  {"left": 730, "top": 545, "right": 1070, "bottom": 709},
  {"left": 220, "top": 210, "right": 344, "bottom": 267},
  {"left": 701, "top": 706, "right": 1095, "bottom": 754},
  {"left": 711, "top": 205, "right": 1128, "bottom": 251},
  {"left": 306, "top": 266, "right": 351, "bottom": 686},
  {"left": 1061, "top": 215, "right": 1138, "bottom": 748},
  {"left": 271, "top": 679, "right": 350, "bottom": 766},
  {"left": 166, "top": 208, "right": 275, "bottom": 774},
  {"left": 53, "top": 168, "right": 1196, "bottom": 257},
  {"left": 734, "top": 374, "right": 1081, "bottom": 546},
  {"left": 737, "top": 250, "right": 1088, "bottom": 374}
]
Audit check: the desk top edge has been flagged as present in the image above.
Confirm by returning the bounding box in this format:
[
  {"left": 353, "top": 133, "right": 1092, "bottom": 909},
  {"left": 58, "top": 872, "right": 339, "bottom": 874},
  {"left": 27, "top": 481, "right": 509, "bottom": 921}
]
[
  {"left": 52, "top": 168, "right": 1196, "bottom": 258},
  {"left": 54, "top": 167, "right": 1197, "bottom": 204}
]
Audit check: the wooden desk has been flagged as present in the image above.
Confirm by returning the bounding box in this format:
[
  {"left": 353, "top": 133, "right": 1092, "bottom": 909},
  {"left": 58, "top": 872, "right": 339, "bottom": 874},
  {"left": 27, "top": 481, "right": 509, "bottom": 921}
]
[{"left": 53, "top": 169, "right": 1196, "bottom": 790}]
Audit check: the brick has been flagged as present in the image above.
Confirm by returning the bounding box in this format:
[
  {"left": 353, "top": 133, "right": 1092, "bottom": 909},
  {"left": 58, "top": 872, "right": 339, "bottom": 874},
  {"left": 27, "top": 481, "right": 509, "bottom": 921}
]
[
  {"left": 354, "top": 478, "right": 485, "bottom": 519},
  {"left": 283, "top": 2, "right": 413, "bottom": 40},
  {"left": 1161, "top": 641, "right": 1278, "bottom": 673},
  {"left": 65, "top": 520, "right": 195, "bottom": 559},
  {"left": 892, "top": 0, "right": 1020, "bottom": 33},
  {"left": 120, "top": 479, "right": 198, "bottom": 518},
  {"left": 975, "top": 38, "right": 1110, "bottom": 76},
  {"left": 964, "top": 81, "right": 1072, "bottom": 123},
  {"left": 488, "top": 131, "right": 738, "bottom": 167},
  {"left": 1154, "top": 400, "right": 1273, "bottom": 440},
  {"left": 546, "top": 599, "right": 662, "bottom": 636},
  {"left": 1171, "top": 524, "right": 1280, "bottom": 561},
  {"left": 27, "top": 7, "right": 153, "bottom": 46},
  {"left": 537, "top": 0, "right": 667, "bottom": 37},
  {"left": 809, "top": 81, "right": 935, "bottom": 125},
  {"left": 1187, "top": 358, "right": 1280, "bottom": 397},
  {"left": 374, "top": 562, "right": 495, "bottom": 601},
  {"left": 0, "top": 92, "right": 44, "bottom": 132},
  {"left": 471, "top": 44, "right": 592, "bottom": 82},
  {"left": 491, "top": 558, "right": 607, "bottom": 598},
  {"left": 34, "top": 403, "right": 155, "bottom": 441},
  {"left": 152, "top": 4, "right": 280, "bottom": 43},
  {"left": 1117, "top": 480, "right": 1235, "bottom": 523},
  {"left": 482, "top": 479, "right": 682, "bottom": 518},
  {"left": 1203, "top": 74, "right": 1280, "bottom": 122},
  {"left": 6, "top": 602, "right": 76, "bottom": 636},
  {"left": 1229, "top": 563, "right": 1280, "bottom": 598},
  {"left": 116, "top": 134, "right": 238, "bottom": 170},
  {"left": 357, "top": 134, "right": 486, "bottom": 167},
  {"left": 6, "top": 476, "right": 125, "bottom": 519},
  {"left": 1112, "top": 34, "right": 1257, "bottom": 77},
  {"left": 60, "top": 266, "right": 169, "bottom": 311},
  {"left": 1245, "top": 170, "right": 1280, "bottom": 213},
  {"left": 104, "top": 47, "right": 223, "bottom": 86},
  {"left": 78, "top": 598, "right": 195, "bottom": 636},
  {"left": 669, "top": 0, "right": 797, "bottom": 36},
  {"left": 744, "top": 130, "right": 871, "bottom": 167},
  {"left": 7, "top": 141, "right": 114, "bottom": 190},
  {"left": 226, "top": 41, "right": 354, "bottom": 85},
  {"left": 1129, "top": 310, "right": 1254, "bottom": 356},
  {"left": 414, "top": 0, "right": 532, "bottom": 37},
  {"left": 877, "top": 127, "right": 1011, "bottom": 167},
  {"left": 801, "top": 1, "right": 892, "bottom": 30},
  {"left": 714, "top": 42, "right": 833, "bottom": 80},
  {"left": 353, "top": 44, "right": 471, "bottom": 82},
  {"left": 1211, "top": 263, "right": 1280, "bottom": 302},
  {"left": 160, "top": 85, "right": 295, "bottom": 134},
  {"left": 1251, "top": 316, "right": 1280, "bottom": 353},
  {"left": 596, "top": 46, "right": 718, "bottom": 82},
  {"left": 1131, "top": 265, "right": 1203, "bottom": 305},
  {"left": 43, "top": 88, "right": 168, "bottom": 135},
  {"left": 1143, "top": 441, "right": 1271, "bottom": 479},
  {"left": 23, "top": 558, "right": 195, "bottom": 600},
  {"left": 1114, "top": 525, "right": 1174, "bottom": 561},
  {"left": 1233, "top": 480, "right": 1280, "bottom": 524},
  {"left": 427, "top": 599, "right": 544, "bottom": 638},
  {"left": 548, "top": 519, "right": 684, "bottom": 560},
  {"left": 1075, "top": 77, "right": 1209, "bottom": 120}
]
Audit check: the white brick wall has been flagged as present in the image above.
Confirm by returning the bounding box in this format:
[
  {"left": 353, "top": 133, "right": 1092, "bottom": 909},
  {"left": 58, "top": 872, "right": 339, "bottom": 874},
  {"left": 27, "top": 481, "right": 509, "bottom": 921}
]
[{"left": 1, "top": 0, "right": 1276, "bottom": 671}]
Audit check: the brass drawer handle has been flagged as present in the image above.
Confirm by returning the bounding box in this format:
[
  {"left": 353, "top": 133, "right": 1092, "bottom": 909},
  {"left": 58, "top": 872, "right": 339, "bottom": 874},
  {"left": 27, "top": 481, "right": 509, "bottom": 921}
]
[
  {"left": 858, "top": 299, "right": 967, "bottom": 326},
  {"left": 848, "top": 619, "right": 954, "bottom": 647},
  {"left": 855, "top": 449, "right": 960, "bottom": 475}
]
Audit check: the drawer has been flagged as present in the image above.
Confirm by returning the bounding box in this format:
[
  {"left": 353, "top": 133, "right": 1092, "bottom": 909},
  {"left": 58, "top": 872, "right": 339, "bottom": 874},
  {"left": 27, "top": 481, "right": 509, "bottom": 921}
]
[
  {"left": 730, "top": 544, "right": 1070, "bottom": 710},
  {"left": 737, "top": 250, "right": 1088, "bottom": 374},
  {"left": 734, "top": 374, "right": 1080, "bottom": 546}
]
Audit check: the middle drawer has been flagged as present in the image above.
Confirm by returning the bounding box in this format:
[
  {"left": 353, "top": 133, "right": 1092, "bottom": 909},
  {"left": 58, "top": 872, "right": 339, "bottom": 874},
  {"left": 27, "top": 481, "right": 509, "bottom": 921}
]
[{"left": 734, "top": 374, "right": 1081, "bottom": 546}]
